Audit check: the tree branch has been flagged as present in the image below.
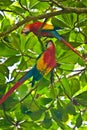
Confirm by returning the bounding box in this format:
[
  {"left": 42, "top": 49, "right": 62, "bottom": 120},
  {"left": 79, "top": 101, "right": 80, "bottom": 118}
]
[
  {"left": 0, "top": 9, "right": 25, "bottom": 19},
  {"left": 0, "top": 7, "right": 87, "bottom": 37}
]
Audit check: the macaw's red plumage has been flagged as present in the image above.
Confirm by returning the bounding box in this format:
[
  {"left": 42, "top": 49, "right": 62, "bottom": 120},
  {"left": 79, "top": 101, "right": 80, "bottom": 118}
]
[
  {"left": 22, "top": 21, "right": 84, "bottom": 60},
  {"left": 0, "top": 40, "right": 56, "bottom": 105}
]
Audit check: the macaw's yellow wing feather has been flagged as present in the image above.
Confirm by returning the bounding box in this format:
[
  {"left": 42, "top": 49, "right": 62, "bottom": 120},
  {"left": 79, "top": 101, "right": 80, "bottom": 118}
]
[
  {"left": 36, "top": 55, "right": 47, "bottom": 74},
  {"left": 42, "top": 24, "right": 54, "bottom": 30},
  {"left": 36, "top": 43, "right": 56, "bottom": 75},
  {"left": 37, "top": 55, "right": 53, "bottom": 75}
]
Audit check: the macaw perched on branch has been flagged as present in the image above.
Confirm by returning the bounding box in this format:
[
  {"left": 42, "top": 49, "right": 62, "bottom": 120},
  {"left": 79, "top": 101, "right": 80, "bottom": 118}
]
[
  {"left": 0, "top": 40, "right": 56, "bottom": 105},
  {"left": 22, "top": 21, "right": 83, "bottom": 60}
]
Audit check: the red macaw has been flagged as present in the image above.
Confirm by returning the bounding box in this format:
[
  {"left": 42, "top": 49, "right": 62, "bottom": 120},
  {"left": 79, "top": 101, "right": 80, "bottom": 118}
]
[
  {"left": 0, "top": 40, "right": 56, "bottom": 105},
  {"left": 22, "top": 21, "right": 83, "bottom": 60}
]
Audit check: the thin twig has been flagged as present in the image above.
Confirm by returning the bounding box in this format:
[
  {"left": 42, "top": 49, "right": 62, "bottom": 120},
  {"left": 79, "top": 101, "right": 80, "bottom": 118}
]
[
  {"left": 19, "top": 0, "right": 30, "bottom": 12},
  {"left": 2, "top": 105, "right": 15, "bottom": 125},
  {"left": 55, "top": 72, "right": 72, "bottom": 100},
  {"left": 20, "top": 78, "right": 43, "bottom": 102},
  {"left": 37, "top": 18, "right": 49, "bottom": 51},
  {"left": 51, "top": 0, "right": 65, "bottom": 9},
  {"left": 38, "top": 37, "right": 44, "bottom": 51}
]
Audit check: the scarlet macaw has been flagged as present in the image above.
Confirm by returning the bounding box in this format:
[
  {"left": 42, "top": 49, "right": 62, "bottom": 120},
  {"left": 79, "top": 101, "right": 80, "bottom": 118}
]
[
  {"left": 22, "top": 21, "right": 83, "bottom": 60},
  {"left": 0, "top": 40, "right": 56, "bottom": 105}
]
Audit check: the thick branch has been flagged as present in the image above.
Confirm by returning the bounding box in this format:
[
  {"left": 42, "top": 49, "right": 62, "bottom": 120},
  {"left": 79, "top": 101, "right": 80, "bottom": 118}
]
[{"left": 0, "top": 7, "right": 87, "bottom": 37}]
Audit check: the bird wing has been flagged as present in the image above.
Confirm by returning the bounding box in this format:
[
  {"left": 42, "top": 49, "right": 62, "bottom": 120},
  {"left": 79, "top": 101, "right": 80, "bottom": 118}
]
[
  {"left": 36, "top": 50, "right": 55, "bottom": 75},
  {"left": 42, "top": 23, "right": 54, "bottom": 30},
  {"left": 42, "top": 23, "right": 62, "bottom": 30}
]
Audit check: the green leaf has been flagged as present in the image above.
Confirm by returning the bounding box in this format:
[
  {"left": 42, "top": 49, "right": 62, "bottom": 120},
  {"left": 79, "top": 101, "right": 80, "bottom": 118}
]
[
  {"left": 38, "top": 97, "right": 52, "bottom": 106},
  {"left": 21, "top": 104, "right": 43, "bottom": 121},
  {"left": 1, "top": 95, "right": 18, "bottom": 111},
  {"left": 60, "top": 76, "right": 71, "bottom": 97},
  {"left": 21, "top": 104, "right": 31, "bottom": 114},
  {"left": 51, "top": 101, "right": 69, "bottom": 123},
  {"left": 28, "top": 109, "right": 43, "bottom": 121},
  {"left": 51, "top": 108, "right": 62, "bottom": 122},
  {"left": 9, "top": 5, "right": 24, "bottom": 13},
  {"left": 0, "top": 64, "right": 9, "bottom": 78},
  {"left": 52, "top": 17, "right": 70, "bottom": 28},
  {"left": 22, "top": 121, "right": 42, "bottom": 130},
  {"left": 37, "top": 78, "right": 50, "bottom": 91},
  {"left": 76, "top": 19, "right": 87, "bottom": 27},
  {"left": 21, "top": 105, "right": 29, "bottom": 115},
  {"left": 51, "top": 107, "right": 69, "bottom": 129},
  {"left": 62, "top": 14, "right": 76, "bottom": 27},
  {"left": 4, "top": 56, "right": 20, "bottom": 66},
  {"left": 33, "top": 2, "right": 49, "bottom": 10},
  {"left": 75, "top": 91, "right": 87, "bottom": 107},
  {"left": 76, "top": 114, "right": 82, "bottom": 128},
  {"left": 42, "top": 112, "right": 52, "bottom": 129},
  {"left": 29, "top": 0, "right": 39, "bottom": 8},
  {"left": 80, "top": 71, "right": 87, "bottom": 86},
  {"left": 59, "top": 50, "right": 78, "bottom": 64},
  {"left": 69, "top": 78, "right": 80, "bottom": 96},
  {"left": 69, "top": 31, "right": 84, "bottom": 44},
  {"left": 49, "top": 86, "right": 59, "bottom": 99},
  {"left": 20, "top": 0, "right": 27, "bottom": 7},
  {"left": 0, "top": 72, "right": 6, "bottom": 85},
  {"left": 11, "top": 33, "right": 21, "bottom": 50},
  {"left": 59, "top": 62, "right": 74, "bottom": 71},
  {"left": 17, "top": 84, "right": 28, "bottom": 99},
  {"left": 0, "top": 14, "right": 3, "bottom": 20},
  {"left": 65, "top": 102, "right": 76, "bottom": 115},
  {"left": 1, "top": 18, "right": 10, "bottom": 31},
  {"left": 0, "top": 41, "right": 18, "bottom": 56},
  {"left": 29, "top": 101, "right": 40, "bottom": 112},
  {"left": 0, "top": 0, "right": 13, "bottom": 8},
  {"left": 82, "top": 0, "right": 87, "bottom": 6},
  {"left": 0, "top": 118, "right": 10, "bottom": 129},
  {"left": 17, "top": 57, "right": 27, "bottom": 70}
]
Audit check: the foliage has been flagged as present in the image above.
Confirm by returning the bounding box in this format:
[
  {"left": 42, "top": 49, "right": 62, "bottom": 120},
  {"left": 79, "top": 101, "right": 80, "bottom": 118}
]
[{"left": 0, "top": 0, "right": 87, "bottom": 129}]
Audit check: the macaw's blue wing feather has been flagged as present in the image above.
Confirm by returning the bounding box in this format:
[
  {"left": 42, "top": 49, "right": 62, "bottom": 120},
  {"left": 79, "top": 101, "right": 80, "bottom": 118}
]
[
  {"left": 19, "top": 65, "right": 42, "bottom": 86},
  {"left": 41, "top": 30, "right": 62, "bottom": 40},
  {"left": 31, "top": 65, "right": 43, "bottom": 86},
  {"left": 19, "top": 67, "right": 35, "bottom": 83}
]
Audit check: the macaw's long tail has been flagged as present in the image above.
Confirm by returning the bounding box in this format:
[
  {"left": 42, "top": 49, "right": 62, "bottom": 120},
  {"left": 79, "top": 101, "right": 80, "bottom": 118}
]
[
  {"left": 52, "top": 31, "right": 84, "bottom": 60},
  {"left": 0, "top": 67, "right": 35, "bottom": 105},
  {"left": 60, "top": 37, "right": 84, "bottom": 59}
]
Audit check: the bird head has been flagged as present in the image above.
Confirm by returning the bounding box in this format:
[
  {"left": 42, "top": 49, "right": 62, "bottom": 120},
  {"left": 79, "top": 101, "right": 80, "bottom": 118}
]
[
  {"left": 46, "top": 40, "right": 55, "bottom": 49},
  {"left": 21, "top": 22, "right": 42, "bottom": 35},
  {"left": 21, "top": 24, "right": 30, "bottom": 35}
]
